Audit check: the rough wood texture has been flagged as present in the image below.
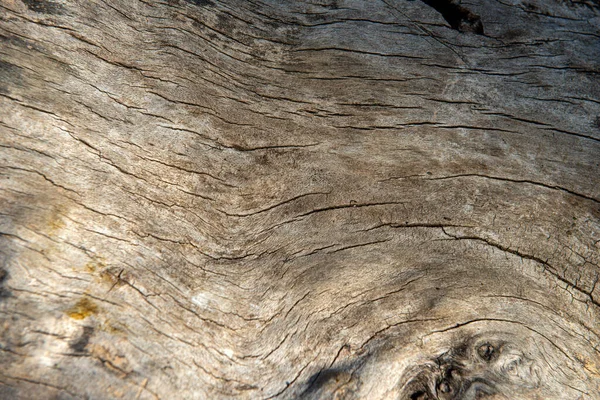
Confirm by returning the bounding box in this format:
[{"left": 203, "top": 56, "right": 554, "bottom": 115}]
[{"left": 1, "top": 0, "right": 599, "bottom": 398}]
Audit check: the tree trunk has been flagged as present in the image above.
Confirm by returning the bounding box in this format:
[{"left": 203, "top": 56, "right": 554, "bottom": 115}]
[{"left": 1, "top": 0, "right": 599, "bottom": 398}]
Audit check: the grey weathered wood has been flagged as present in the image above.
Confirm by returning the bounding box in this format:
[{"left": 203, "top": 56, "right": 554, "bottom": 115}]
[{"left": 1, "top": 0, "right": 599, "bottom": 398}]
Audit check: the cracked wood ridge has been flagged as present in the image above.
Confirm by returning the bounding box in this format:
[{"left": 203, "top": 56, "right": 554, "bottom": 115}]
[{"left": 0, "top": 0, "right": 599, "bottom": 398}]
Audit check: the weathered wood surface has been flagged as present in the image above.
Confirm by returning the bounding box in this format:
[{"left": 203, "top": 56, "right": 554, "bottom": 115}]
[{"left": 1, "top": 0, "right": 599, "bottom": 398}]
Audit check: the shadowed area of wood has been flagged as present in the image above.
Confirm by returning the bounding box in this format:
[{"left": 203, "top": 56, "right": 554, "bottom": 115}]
[{"left": 0, "top": 0, "right": 599, "bottom": 398}]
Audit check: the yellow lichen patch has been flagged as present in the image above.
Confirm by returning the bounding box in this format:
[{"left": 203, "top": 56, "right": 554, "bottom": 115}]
[
  {"left": 101, "top": 320, "right": 128, "bottom": 336},
  {"left": 85, "top": 262, "right": 97, "bottom": 273},
  {"left": 67, "top": 297, "right": 98, "bottom": 320},
  {"left": 46, "top": 208, "right": 66, "bottom": 234},
  {"left": 100, "top": 269, "right": 117, "bottom": 284},
  {"left": 584, "top": 359, "right": 600, "bottom": 377},
  {"left": 576, "top": 353, "right": 600, "bottom": 378},
  {"left": 84, "top": 259, "right": 106, "bottom": 273}
]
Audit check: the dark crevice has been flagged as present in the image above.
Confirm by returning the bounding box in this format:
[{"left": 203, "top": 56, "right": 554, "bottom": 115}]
[
  {"left": 21, "top": 0, "right": 65, "bottom": 15},
  {"left": 420, "top": 0, "right": 484, "bottom": 34},
  {"left": 184, "top": 0, "right": 215, "bottom": 6},
  {"left": 69, "top": 326, "right": 94, "bottom": 353},
  {"left": 0, "top": 268, "right": 10, "bottom": 299}
]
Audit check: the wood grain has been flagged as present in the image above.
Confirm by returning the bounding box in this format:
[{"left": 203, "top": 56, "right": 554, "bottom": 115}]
[{"left": 0, "top": 0, "right": 599, "bottom": 398}]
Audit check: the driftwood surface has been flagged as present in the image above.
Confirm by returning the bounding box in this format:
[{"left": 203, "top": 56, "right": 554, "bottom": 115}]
[{"left": 1, "top": 0, "right": 600, "bottom": 398}]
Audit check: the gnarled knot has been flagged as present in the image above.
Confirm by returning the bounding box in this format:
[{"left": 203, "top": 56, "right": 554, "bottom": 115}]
[
  {"left": 400, "top": 335, "right": 541, "bottom": 399},
  {"left": 477, "top": 343, "right": 496, "bottom": 362}
]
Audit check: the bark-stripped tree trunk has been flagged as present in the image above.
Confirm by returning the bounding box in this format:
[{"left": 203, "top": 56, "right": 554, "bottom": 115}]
[{"left": 1, "top": 0, "right": 599, "bottom": 398}]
